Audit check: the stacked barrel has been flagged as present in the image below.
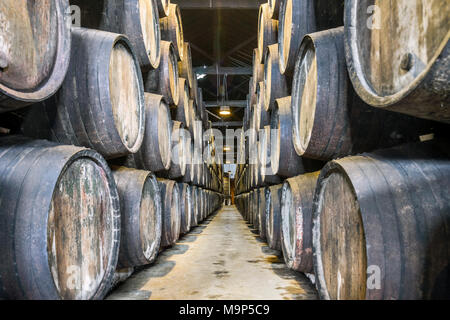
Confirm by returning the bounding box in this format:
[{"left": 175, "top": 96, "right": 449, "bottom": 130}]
[
  {"left": 0, "top": 0, "right": 223, "bottom": 300},
  {"left": 235, "top": 0, "right": 450, "bottom": 300}
]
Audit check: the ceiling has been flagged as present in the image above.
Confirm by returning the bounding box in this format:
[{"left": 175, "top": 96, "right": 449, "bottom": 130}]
[{"left": 174, "top": 0, "right": 265, "bottom": 125}]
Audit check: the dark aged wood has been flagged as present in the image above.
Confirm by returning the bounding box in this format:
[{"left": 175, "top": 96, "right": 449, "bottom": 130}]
[
  {"left": 265, "top": 184, "right": 283, "bottom": 251},
  {"left": 270, "top": 96, "right": 305, "bottom": 177},
  {"left": 281, "top": 172, "right": 319, "bottom": 273},
  {"left": 182, "top": 137, "right": 194, "bottom": 183},
  {"left": 71, "top": 0, "right": 161, "bottom": 71},
  {"left": 197, "top": 188, "right": 204, "bottom": 222},
  {"left": 268, "top": 0, "right": 280, "bottom": 19},
  {"left": 22, "top": 28, "right": 145, "bottom": 160},
  {"left": 312, "top": 142, "right": 450, "bottom": 300},
  {"left": 256, "top": 82, "right": 271, "bottom": 128},
  {"left": 178, "top": 42, "right": 195, "bottom": 89},
  {"left": 128, "top": 93, "right": 172, "bottom": 172},
  {"left": 0, "top": 0, "right": 71, "bottom": 111},
  {"left": 156, "top": 0, "right": 170, "bottom": 17},
  {"left": 257, "top": 3, "right": 278, "bottom": 63},
  {"left": 160, "top": 3, "right": 184, "bottom": 61},
  {"left": 145, "top": 40, "right": 179, "bottom": 105},
  {"left": 345, "top": 0, "right": 450, "bottom": 123},
  {"left": 166, "top": 121, "right": 187, "bottom": 179},
  {"left": 252, "top": 48, "right": 265, "bottom": 92},
  {"left": 190, "top": 186, "right": 199, "bottom": 227},
  {"left": 178, "top": 183, "right": 192, "bottom": 235},
  {"left": 0, "top": 137, "right": 120, "bottom": 300},
  {"left": 175, "top": 78, "right": 191, "bottom": 128},
  {"left": 112, "top": 167, "right": 162, "bottom": 268},
  {"left": 291, "top": 27, "right": 434, "bottom": 161},
  {"left": 264, "top": 44, "right": 288, "bottom": 111},
  {"left": 157, "top": 178, "right": 181, "bottom": 248},
  {"left": 278, "top": 0, "right": 344, "bottom": 75},
  {"left": 258, "top": 188, "right": 268, "bottom": 239}
]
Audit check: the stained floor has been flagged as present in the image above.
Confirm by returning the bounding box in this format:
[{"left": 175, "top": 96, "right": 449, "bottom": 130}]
[{"left": 107, "top": 206, "right": 318, "bottom": 300}]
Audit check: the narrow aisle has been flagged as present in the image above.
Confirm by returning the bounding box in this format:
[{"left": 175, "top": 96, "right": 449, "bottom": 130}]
[{"left": 108, "top": 206, "right": 318, "bottom": 300}]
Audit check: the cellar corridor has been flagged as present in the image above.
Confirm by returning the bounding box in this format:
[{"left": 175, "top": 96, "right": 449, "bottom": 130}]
[{"left": 107, "top": 206, "right": 317, "bottom": 300}]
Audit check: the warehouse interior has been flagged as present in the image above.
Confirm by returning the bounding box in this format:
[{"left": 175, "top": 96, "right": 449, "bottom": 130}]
[{"left": 0, "top": 0, "right": 449, "bottom": 302}]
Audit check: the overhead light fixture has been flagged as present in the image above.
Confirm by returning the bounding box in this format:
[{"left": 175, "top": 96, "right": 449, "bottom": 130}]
[
  {"left": 219, "top": 105, "right": 231, "bottom": 116},
  {"left": 223, "top": 146, "right": 231, "bottom": 151}
]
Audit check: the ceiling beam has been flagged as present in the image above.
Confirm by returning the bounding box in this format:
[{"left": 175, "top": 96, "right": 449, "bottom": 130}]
[
  {"left": 211, "top": 121, "right": 243, "bottom": 127},
  {"left": 194, "top": 66, "right": 252, "bottom": 75},
  {"left": 205, "top": 100, "right": 247, "bottom": 108},
  {"left": 173, "top": 0, "right": 265, "bottom": 9}
]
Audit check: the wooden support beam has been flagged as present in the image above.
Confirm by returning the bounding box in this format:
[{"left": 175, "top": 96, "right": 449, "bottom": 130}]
[
  {"left": 173, "top": 0, "right": 265, "bottom": 9},
  {"left": 205, "top": 101, "right": 247, "bottom": 108},
  {"left": 194, "top": 66, "right": 252, "bottom": 75},
  {"left": 211, "top": 121, "right": 243, "bottom": 127}
]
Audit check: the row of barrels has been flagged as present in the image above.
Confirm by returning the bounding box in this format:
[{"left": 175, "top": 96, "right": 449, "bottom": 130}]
[
  {"left": 0, "top": 0, "right": 225, "bottom": 300},
  {"left": 0, "top": 0, "right": 222, "bottom": 193},
  {"left": 0, "top": 136, "right": 222, "bottom": 299},
  {"left": 236, "top": 0, "right": 449, "bottom": 300},
  {"left": 249, "top": 0, "right": 449, "bottom": 126},
  {"left": 236, "top": 141, "right": 450, "bottom": 300}
]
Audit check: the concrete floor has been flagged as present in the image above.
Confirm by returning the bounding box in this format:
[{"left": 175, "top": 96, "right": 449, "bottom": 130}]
[{"left": 107, "top": 206, "right": 318, "bottom": 300}]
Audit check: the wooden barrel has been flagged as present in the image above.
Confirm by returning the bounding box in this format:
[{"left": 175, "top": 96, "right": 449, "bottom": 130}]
[
  {"left": 291, "top": 27, "right": 433, "bottom": 161},
  {"left": 129, "top": 93, "right": 172, "bottom": 172},
  {"left": 0, "top": 137, "right": 120, "bottom": 300},
  {"left": 0, "top": 0, "right": 71, "bottom": 112},
  {"left": 252, "top": 48, "right": 265, "bottom": 91},
  {"left": 278, "top": 0, "right": 344, "bottom": 75},
  {"left": 257, "top": 3, "right": 278, "bottom": 63},
  {"left": 268, "top": 0, "right": 280, "bottom": 19},
  {"left": 22, "top": 28, "right": 145, "bottom": 160},
  {"left": 258, "top": 187, "right": 268, "bottom": 239},
  {"left": 156, "top": 0, "right": 170, "bottom": 17},
  {"left": 166, "top": 121, "right": 187, "bottom": 179},
  {"left": 178, "top": 42, "right": 195, "bottom": 90},
  {"left": 145, "top": 40, "right": 179, "bottom": 105},
  {"left": 190, "top": 186, "right": 199, "bottom": 227},
  {"left": 256, "top": 82, "right": 271, "bottom": 128},
  {"left": 71, "top": 0, "right": 161, "bottom": 71},
  {"left": 182, "top": 137, "right": 194, "bottom": 183},
  {"left": 280, "top": 172, "right": 319, "bottom": 273},
  {"left": 160, "top": 3, "right": 184, "bottom": 61},
  {"left": 197, "top": 189, "right": 204, "bottom": 222},
  {"left": 270, "top": 96, "right": 305, "bottom": 177},
  {"left": 264, "top": 44, "right": 288, "bottom": 111},
  {"left": 112, "top": 167, "right": 162, "bottom": 268},
  {"left": 174, "top": 80, "right": 190, "bottom": 130},
  {"left": 345, "top": 0, "right": 450, "bottom": 123},
  {"left": 265, "top": 184, "right": 283, "bottom": 251},
  {"left": 313, "top": 142, "right": 450, "bottom": 300},
  {"left": 260, "top": 125, "right": 282, "bottom": 185},
  {"left": 252, "top": 189, "right": 260, "bottom": 230},
  {"left": 178, "top": 183, "right": 192, "bottom": 235},
  {"left": 157, "top": 178, "right": 181, "bottom": 248}
]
